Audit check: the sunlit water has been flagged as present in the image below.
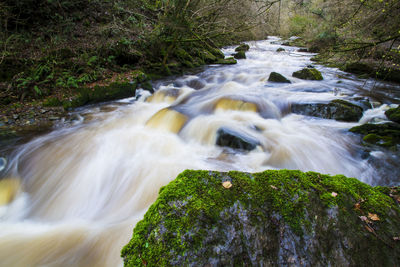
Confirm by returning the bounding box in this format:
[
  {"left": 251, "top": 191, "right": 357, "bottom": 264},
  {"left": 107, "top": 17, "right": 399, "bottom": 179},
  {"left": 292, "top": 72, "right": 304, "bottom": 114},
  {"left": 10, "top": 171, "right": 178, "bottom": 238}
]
[{"left": 0, "top": 37, "right": 399, "bottom": 266}]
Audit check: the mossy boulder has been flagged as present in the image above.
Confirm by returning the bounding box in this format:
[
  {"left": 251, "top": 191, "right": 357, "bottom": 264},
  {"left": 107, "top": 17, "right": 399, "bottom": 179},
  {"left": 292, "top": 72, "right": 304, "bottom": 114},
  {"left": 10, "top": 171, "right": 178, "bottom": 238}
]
[
  {"left": 292, "top": 67, "right": 323, "bottom": 80},
  {"left": 343, "top": 62, "right": 374, "bottom": 76},
  {"left": 235, "top": 43, "right": 250, "bottom": 52},
  {"left": 63, "top": 82, "right": 137, "bottom": 109},
  {"left": 350, "top": 122, "right": 400, "bottom": 148},
  {"left": 268, "top": 72, "right": 291, "bottom": 83},
  {"left": 276, "top": 48, "right": 285, "bottom": 52},
  {"left": 233, "top": 51, "right": 246, "bottom": 59},
  {"left": 291, "top": 99, "right": 363, "bottom": 122},
  {"left": 121, "top": 169, "right": 400, "bottom": 266},
  {"left": 385, "top": 106, "right": 400, "bottom": 123},
  {"left": 215, "top": 57, "right": 237, "bottom": 65}
]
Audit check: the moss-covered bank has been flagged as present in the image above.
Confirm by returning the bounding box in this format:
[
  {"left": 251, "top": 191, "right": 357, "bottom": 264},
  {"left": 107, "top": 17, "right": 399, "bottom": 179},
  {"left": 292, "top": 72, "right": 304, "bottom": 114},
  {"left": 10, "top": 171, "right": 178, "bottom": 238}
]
[{"left": 121, "top": 169, "right": 400, "bottom": 266}]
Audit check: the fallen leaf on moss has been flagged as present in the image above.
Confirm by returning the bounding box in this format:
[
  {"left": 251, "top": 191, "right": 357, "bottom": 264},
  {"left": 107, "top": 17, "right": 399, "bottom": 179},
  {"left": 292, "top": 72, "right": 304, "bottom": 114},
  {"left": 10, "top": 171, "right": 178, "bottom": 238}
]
[
  {"left": 365, "top": 225, "right": 374, "bottom": 233},
  {"left": 359, "top": 216, "right": 368, "bottom": 222},
  {"left": 393, "top": 237, "right": 400, "bottom": 241},
  {"left": 368, "top": 212, "right": 380, "bottom": 221},
  {"left": 331, "top": 192, "right": 338, "bottom": 197},
  {"left": 222, "top": 181, "right": 232, "bottom": 189},
  {"left": 390, "top": 194, "right": 400, "bottom": 202},
  {"left": 354, "top": 202, "right": 361, "bottom": 211},
  {"left": 270, "top": 185, "right": 278, "bottom": 190}
]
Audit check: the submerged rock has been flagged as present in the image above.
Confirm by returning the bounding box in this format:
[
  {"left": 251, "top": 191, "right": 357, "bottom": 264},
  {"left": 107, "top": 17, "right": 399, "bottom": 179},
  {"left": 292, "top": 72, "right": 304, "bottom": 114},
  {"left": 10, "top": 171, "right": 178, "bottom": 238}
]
[
  {"left": 0, "top": 157, "right": 6, "bottom": 172},
  {"left": 291, "top": 99, "right": 363, "bottom": 122},
  {"left": 292, "top": 67, "right": 323, "bottom": 80},
  {"left": 233, "top": 51, "right": 246, "bottom": 59},
  {"left": 121, "top": 170, "right": 400, "bottom": 266},
  {"left": 268, "top": 72, "right": 291, "bottom": 83},
  {"left": 216, "top": 128, "right": 260, "bottom": 151},
  {"left": 0, "top": 178, "right": 20, "bottom": 206},
  {"left": 235, "top": 43, "right": 250, "bottom": 52}
]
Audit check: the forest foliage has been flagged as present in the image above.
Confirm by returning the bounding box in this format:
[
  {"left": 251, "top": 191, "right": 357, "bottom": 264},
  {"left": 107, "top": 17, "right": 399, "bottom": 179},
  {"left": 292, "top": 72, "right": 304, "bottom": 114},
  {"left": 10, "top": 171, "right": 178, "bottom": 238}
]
[
  {"left": 0, "top": 0, "right": 276, "bottom": 104},
  {"left": 273, "top": 0, "right": 400, "bottom": 79},
  {"left": 0, "top": 0, "right": 399, "bottom": 105}
]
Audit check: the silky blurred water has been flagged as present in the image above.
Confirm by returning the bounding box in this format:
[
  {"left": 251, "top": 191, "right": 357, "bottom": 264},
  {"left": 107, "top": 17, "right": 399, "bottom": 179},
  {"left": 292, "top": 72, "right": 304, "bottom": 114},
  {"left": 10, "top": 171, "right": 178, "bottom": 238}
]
[{"left": 0, "top": 37, "right": 399, "bottom": 266}]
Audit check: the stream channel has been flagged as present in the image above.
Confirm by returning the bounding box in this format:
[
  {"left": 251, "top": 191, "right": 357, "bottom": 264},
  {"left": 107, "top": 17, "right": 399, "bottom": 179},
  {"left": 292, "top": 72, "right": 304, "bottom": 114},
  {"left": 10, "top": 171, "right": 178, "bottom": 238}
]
[{"left": 0, "top": 37, "right": 399, "bottom": 266}]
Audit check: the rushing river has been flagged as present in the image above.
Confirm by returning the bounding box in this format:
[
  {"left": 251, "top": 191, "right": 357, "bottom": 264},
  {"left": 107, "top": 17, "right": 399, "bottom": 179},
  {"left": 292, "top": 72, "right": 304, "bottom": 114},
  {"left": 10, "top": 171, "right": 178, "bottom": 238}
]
[{"left": 0, "top": 37, "right": 399, "bottom": 266}]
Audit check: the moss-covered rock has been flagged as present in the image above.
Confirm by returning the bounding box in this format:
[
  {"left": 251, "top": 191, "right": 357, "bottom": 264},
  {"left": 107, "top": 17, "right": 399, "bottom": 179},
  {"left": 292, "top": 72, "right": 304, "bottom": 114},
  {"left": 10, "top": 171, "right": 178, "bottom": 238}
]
[
  {"left": 268, "top": 72, "right": 291, "bottom": 83},
  {"left": 235, "top": 43, "right": 250, "bottom": 52},
  {"left": 276, "top": 48, "right": 285, "bottom": 52},
  {"left": 215, "top": 57, "right": 237, "bottom": 65},
  {"left": 291, "top": 99, "right": 363, "bottom": 122},
  {"left": 292, "top": 67, "right": 323, "bottom": 80},
  {"left": 343, "top": 62, "right": 374, "bottom": 76},
  {"left": 233, "top": 51, "right": 246, "bottom": 59},
  {"left": 385, "top": 106, "right": 400, "bottom": 123},
  {"left": 63, "top": 82, "right": 137, "bottom": 109},
  {"left": 121, "top": 169, "right": 400, "bottom": 266},
  {"left": 350, "top": 122, "right": 400, "bottom": 148}
]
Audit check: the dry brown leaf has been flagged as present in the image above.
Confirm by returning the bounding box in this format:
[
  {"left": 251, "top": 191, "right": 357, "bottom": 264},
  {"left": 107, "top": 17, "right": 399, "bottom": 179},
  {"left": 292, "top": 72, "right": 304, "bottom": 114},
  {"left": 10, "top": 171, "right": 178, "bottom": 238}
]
[
  {"left": 359, "top": 216, "right": 368, "bottom": 222},
  {"left": 331, "top": 192, "right": 338, "bottom": 197},
  {"left": 270, "top": 185, "right": 278, "bottom": 190},
  {"left": 354, "top": 202, "right": 361, "bottom": 211},
  {"left": 222, "top": 181, "right": 232, "bottom": 189},
  {"left": 368, "top": 212, "right": 380, "bottom": 221},
  {"left": 390, "top": 194, "right": 400, "bottom": 202},
  {"left": 365, "top": 225, "right": 374, "bottom": 233}
]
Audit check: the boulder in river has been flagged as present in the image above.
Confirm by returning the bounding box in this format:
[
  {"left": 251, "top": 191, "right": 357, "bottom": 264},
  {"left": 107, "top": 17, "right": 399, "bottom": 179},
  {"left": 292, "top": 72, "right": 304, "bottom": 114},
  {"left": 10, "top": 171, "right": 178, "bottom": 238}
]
[
  {"left": 276, "top": 48, "right": 285, "bottom": 52},
  {"left": 215, "top": 57, "right": 237, "bottom": 65},
  {"left": 121, "top": 169, "right": 400, "bottom": 266},
  {"left": 233, "top": 51, "right": 246, "bottom": 59},
  {"left": 291, "top": 99, "right": 363, "bottom": 122},
  {"left": 268, "top": 72, "right": 291, "bottom": 83},
  {"left": 343, "top": 62, "right": 374, "bottom": 76},
  {"left": 216, "top": 127, "right": 260, "bottom": 151},
  {"left": 385, "top": 106, "right": 400, "bottom": 124},
  {"left": 235, "top": 43, "right": 250, "bottom": 52},
  {"left": 292, "top": 67, "right": 323, "bottom": 80},
  {"left": 0, "top": 178, "right": 20, "bottom": 206},
  {"left": 350, "top": 122, "right": 400, "bottom": 149}
]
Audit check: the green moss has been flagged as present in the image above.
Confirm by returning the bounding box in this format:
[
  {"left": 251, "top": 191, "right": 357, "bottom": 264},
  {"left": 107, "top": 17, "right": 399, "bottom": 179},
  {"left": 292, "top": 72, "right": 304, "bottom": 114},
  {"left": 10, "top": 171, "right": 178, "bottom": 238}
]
[
  {"left": 343, "top": 62, "right": 374, "bottom": 75},
  {"left": 268, "top": 72, "right": 291, "bottom": 83},
  {"left": 385, "top": 106, "right": 400, "bottom": 123},
  {"left": 292, "top": 68, "right": 323, "bottom": 80},
  {"left": 63, "top": 82, "right": 137, "bottom": 109},
  {"left": 233, "top": 51, "right": 246, "bottom": 59},
  {"left": 215, "top": 57, "right": 237, "bottom": 65},
  {"left": 234, "top": 43, "right": 250, "bottom": 52},
  {"left": 121, "top": 169, "right": 400, "bottom": 266},
  {"left": 350, "top": 122, "right": 400, "bottom": 149},
  {"left": 43, "top": 97, "right": 62, "bottom": 107}
]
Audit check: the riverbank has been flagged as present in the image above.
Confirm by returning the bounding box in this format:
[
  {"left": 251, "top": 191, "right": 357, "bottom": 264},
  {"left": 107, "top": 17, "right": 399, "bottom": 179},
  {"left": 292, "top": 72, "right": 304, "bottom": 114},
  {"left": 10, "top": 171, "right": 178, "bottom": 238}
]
[{"left": 1, "top": 0, "right": 258, "bottom": 133}]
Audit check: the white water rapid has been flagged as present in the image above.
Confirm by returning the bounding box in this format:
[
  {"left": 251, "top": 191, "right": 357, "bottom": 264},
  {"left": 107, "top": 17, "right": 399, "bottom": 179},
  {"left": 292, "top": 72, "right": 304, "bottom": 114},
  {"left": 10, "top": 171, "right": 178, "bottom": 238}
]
[{"left": 0, "top": 37, "right": 399, "bottom": 266}]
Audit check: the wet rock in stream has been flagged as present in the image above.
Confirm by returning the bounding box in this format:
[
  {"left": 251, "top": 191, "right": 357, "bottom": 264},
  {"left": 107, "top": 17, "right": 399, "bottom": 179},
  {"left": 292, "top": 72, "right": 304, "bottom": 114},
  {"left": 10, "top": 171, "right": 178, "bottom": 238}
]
[
  {"left": 292, "top": 67, "right": 323, "bottom": 80},
  {"left": 350, "top": 122, "right": 400, "bottom": 149},
  {"left": 216, "top": 128, "right": 260, "bottom": 151},
  {"left": 292, "top": 99, "right": 364, "bottom": 122},
  {"left": 122, "top": 170, "right": 400, "bottom": 266},
  {"left": 268, "top": 72, "right": 291, "bottom": 83}
]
